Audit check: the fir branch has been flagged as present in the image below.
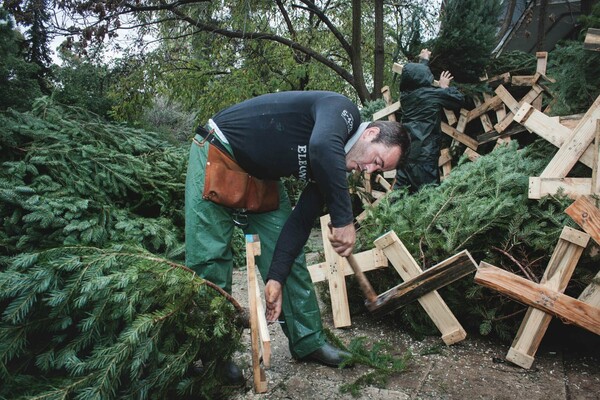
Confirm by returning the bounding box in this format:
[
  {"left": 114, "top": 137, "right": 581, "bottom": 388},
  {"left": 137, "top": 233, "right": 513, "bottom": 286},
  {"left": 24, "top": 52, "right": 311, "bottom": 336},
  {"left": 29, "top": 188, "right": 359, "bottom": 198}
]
[
  {"left": 419, "top": 186, "right": 459, "bottom": 263},
  {"left": 491, "top": 246, "right": 538, "bottom": 283},
  {"left": 0, "top": 245, "right": 244, "bottom": 399}
]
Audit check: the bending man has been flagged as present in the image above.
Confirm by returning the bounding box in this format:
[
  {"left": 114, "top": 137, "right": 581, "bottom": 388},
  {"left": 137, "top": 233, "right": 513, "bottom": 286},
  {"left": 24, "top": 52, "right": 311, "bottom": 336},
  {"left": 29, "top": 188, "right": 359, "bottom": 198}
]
[{"left": 185, "top": 91, "right": 409, "bottom": 380}]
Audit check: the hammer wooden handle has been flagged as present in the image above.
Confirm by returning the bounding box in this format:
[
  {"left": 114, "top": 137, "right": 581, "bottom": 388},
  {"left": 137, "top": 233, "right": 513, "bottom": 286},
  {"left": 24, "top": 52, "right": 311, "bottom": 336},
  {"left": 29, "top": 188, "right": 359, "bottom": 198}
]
[
  {"left": 346, "top": 254, "right": 379, "bottom": 304},
  {"left": 326, "top": 222, "right": 379, "bottom": 305}
]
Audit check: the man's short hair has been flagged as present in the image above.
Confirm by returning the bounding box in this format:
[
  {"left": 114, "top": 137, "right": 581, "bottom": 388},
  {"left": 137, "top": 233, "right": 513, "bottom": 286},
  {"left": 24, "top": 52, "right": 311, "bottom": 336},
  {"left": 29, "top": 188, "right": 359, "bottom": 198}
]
[{"left": 368, "top": 120, "right": 411, "bottom": 167}]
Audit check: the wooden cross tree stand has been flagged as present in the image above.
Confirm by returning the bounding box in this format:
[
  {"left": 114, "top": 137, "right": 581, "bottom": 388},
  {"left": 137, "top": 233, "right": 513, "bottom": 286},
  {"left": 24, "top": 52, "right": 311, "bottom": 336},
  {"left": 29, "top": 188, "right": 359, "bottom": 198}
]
[
  {"left": 245, "top": 234, "right": 271, "bottom": 393},
  {"left": 474, "top": 225, "right": 600, "bottom": 369},
  {"left": 308, "top": 215, "right": 478, "bottom": 345}
]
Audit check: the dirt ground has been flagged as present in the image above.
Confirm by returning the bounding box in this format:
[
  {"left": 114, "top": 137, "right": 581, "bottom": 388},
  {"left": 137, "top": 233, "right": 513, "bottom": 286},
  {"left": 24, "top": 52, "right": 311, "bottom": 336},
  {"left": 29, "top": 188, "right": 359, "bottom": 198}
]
[{"left": 227, "top": 230, "right": 600, "bottom": 400}]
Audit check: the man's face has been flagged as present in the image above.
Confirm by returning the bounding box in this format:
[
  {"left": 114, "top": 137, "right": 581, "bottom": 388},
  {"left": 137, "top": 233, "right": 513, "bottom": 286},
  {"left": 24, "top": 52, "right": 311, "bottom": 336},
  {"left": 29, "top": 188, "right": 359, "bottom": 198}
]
[{"left": 345, "top": 127, "right": 401, "bottom": 174}]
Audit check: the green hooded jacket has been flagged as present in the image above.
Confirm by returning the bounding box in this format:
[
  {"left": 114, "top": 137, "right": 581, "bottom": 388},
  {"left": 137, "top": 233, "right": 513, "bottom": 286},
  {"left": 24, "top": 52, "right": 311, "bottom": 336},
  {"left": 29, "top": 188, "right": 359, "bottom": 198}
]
[{"left": 394, "top": 60, "right": 464, "bottom": 192}]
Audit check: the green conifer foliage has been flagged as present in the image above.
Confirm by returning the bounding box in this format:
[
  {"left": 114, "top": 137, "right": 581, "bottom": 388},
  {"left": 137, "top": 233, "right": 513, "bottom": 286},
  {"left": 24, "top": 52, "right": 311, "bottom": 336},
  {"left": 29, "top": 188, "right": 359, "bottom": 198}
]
[
  {"left": 0, "top": 8, "right": 44, "bottom": 111},
  {"left": 356, "top": 142, "right": 592, "bottom": 339},
  {"left": 0, "top": 244, "right": 243, "bottom": 399},
  {"left": 431, "top": 0, "right": 502, "bottom": 82},
  {"left": 0, "top": 97, "right": 187, "bottom": 258},
  {"left": 547, "top": 41, "right": 600, "bottom": 115}
]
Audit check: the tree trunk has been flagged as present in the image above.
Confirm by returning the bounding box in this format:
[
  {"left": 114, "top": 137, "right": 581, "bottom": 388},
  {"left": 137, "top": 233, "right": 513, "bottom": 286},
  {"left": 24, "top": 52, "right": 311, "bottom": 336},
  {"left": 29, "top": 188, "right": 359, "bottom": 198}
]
[
  {"left": 536, "top": 0, "right": 548, "bottom": 51},
  {"left": 373, "top": 0, "right": 384, "bottom": 100},
  {"left": 497, "top": 0, "right": 518, "bottom": 40},
  {"left": 351, "top": 0, "right": 370, "bottom": 103}
]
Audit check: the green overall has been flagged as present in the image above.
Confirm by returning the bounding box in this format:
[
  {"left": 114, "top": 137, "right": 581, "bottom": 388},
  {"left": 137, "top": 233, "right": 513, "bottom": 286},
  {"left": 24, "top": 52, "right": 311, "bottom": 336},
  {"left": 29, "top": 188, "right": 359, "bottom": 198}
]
[{"left": 185, "top": 134, "right": 325, "bottom": 359}]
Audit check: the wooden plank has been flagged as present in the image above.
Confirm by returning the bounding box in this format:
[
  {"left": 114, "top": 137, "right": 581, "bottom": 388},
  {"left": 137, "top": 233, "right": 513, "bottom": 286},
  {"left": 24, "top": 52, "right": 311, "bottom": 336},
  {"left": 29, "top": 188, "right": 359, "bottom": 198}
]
[
  {"left": 511, "top": 74, "right": 540, "bottom": 86},
  {"left": 455, "top": 109, "right": 469, "bottom": 133},
  {"left": 375, "top": 173, "right": 392, "bottom": 192},
  {"left": 373, "top": 102, "right": 400, "bottom": 121},
  {"left": 466, "top": 95, "right": 503, "bottom": 123},
  {"left": 506, "top": 226, "right": 589, "bottom": 368},
  {"left": 245, "top": 234, "right": 268, "bottom": 393},
  {"left": 494, "top": 136, "right": 511, "bottom": 149},
  {"left": 473, "top": 95, "right": 496, "bottom": 132},
  {"left": 533, "top": 52, "right": 548, "bottom": 110},
  {"left": 474, "top": 262, "right": 600, "bottom": 336},
  {"left": 565, "top": 197, "right": 600, "bottom": 307},
  {"left": 464, "top": 147, "right": 481, "bottom": 161},
  {"left": 484, "top": 72, "right": 511, "bottom": 87},
  {"left": 514, "top": 103, "right": 594, "bottom": 168},
  {"left": 536, "top": 52, "right": 548, "bottom": 74},
  {"left": 443, "top": 108, "right": 457, "bottom": 126},
  {"left": 495, "top": 85, "right": 544, "bottom": 133},
  {"left": 383, "top": 170, "right": 395, "bottom": 179},
  {"left": 308, "top": 248, "right": 388, "bottom": 283},
  {"left": 392, "top": 62, "right": 403, "bottom": 74},
  {"left": 528, "top": 177, "right": 592, "bottom": 200},
  {"left": 363, "top": 172, "right": 372, "bottom": 194},
  {"left": 438, "top": 148, "right": 452, "bottom": 167},
  {"left": 593, "top": 121, "right": 600, "bottom": 193},
  {"left": 371, "top": 189, "right": 386, "bottom": 200},
  {"left": 540, "top": 94, "right": 600, "bottom": 178},
  {"left": 476, "top": 124, "right": 526, "bottom": 145},
  {"left": 320, "top": 215, "right": 351, "bottom": 328},
  {"left": 374, "top": 231, "right": 467, "bottom": 345},
  {"left": 441, "top": 122, "right": 478, "bottom": 150},
  {"left": 369, "top": 250, "right": 477, "bottom": 317},
  {"left": 584, "top": 28, "right": 600, "bottom": 51},
  {"left": 565, "top": 195, "right": 600, "bottom": 246},
  {"left": 495, "top": 85, "right": 520, "bottom": 113},
  {"left": 559, "top": 114, "right": 585, "bottom": 130},
  {"left": 253, "top": 272, "right": 271, "bottom": 368},
  {"left": 356, "top": 195, "right": 387, "bottom": 223},
  {"left": 440, "top": 148, "right": 452, "bottom": 180},
  {"left": 579, "top": 270, "right": 600, "bottom": 307},
  {"left": 381, "top": 86, "right": 397, "bottom": 122},
  {"left": 483, "top": 92, "right": 506, "bottom": 122}
]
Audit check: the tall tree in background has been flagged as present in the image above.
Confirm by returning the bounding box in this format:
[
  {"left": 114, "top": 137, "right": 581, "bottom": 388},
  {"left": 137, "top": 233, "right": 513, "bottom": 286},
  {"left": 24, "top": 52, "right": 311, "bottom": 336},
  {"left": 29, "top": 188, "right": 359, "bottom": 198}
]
[
  {"left": 4, "top": 0, "right": 53, "bottom": 93},
  {"left": 432, "top": 0, "right": 502, "bottom": 82},
  {"left": 0, "top": 7, "right": 44, "bottom": 110},
  {"left": 27, "top": 0, "right": 440, "bottom": 106}
]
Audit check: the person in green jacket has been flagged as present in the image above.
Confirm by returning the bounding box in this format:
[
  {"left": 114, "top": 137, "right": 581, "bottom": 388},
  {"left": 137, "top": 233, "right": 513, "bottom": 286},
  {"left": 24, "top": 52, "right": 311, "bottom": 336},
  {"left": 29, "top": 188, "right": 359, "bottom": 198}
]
[{"left": 393, "top": 49, "right": 464, "bottom": 193}]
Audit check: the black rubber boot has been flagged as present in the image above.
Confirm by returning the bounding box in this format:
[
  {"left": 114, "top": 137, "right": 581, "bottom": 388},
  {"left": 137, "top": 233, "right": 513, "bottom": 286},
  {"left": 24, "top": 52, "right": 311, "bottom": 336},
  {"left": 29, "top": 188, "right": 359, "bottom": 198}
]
[
  {"left": 193, "top": 358, "right": 245, "bottom": 387},
  {"left": 216, "top": 360, "right": 245, "bottom": 387},
  {"left": 302, "top": 342, "right": 354, "bottom": 368}
]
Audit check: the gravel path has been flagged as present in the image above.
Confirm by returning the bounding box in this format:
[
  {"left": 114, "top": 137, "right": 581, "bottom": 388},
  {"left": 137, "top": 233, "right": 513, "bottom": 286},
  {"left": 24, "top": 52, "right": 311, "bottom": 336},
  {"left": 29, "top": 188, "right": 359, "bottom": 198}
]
[{"left": 227, "top": 231, "right": 600, "bottom": 400}]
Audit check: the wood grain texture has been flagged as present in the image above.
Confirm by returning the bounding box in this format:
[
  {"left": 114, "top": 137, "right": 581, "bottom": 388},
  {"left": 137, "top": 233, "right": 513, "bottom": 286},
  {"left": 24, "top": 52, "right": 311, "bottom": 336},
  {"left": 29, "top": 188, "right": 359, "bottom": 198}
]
[
  {"left": 369, "top": 250, "right": 477, "bottom": 317},
  {"left": 565, "top": 195, "right": 600, "bottom": 247},
  {"left": 475, "top": 262, "right": 600, "bottom": 336},
  {"left": 245, "top": 234, "right": 268, "bottom": 393},
  {"left": 320, "top": 215, "right": 351, "bottom": 328},
  {"left": 541, "top": 94, "right": 600, "bottom": 178},
  {"left": 374, "top": 231, "right": 467, "bottom": 344}
]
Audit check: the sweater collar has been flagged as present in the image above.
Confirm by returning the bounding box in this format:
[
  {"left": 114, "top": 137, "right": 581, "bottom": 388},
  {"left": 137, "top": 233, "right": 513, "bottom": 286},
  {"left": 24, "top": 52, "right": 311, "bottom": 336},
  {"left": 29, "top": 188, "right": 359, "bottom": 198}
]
[{"left": 344, "top": 122, "right": 369, "bottom": 154}]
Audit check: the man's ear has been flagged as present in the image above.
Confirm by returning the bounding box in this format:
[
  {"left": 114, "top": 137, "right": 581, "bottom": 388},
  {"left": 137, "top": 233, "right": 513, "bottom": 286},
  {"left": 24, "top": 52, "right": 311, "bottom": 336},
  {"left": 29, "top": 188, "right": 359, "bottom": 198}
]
[{"left": 362, "top": 127, "right": 379, "bottom": 141}]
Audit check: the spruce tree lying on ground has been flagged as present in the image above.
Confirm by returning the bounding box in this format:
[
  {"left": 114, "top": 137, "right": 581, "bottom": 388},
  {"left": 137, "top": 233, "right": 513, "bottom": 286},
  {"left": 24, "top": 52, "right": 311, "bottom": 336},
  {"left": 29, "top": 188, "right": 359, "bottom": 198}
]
[
  {"left": 0, "top": 97, "right": 187, "bottom": 259},
  {"left": 0, "top": 245, "right": 244, "bottom": 399},
  {"left": 0, "top": 98, "right": 248, "bottom": 398}
]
